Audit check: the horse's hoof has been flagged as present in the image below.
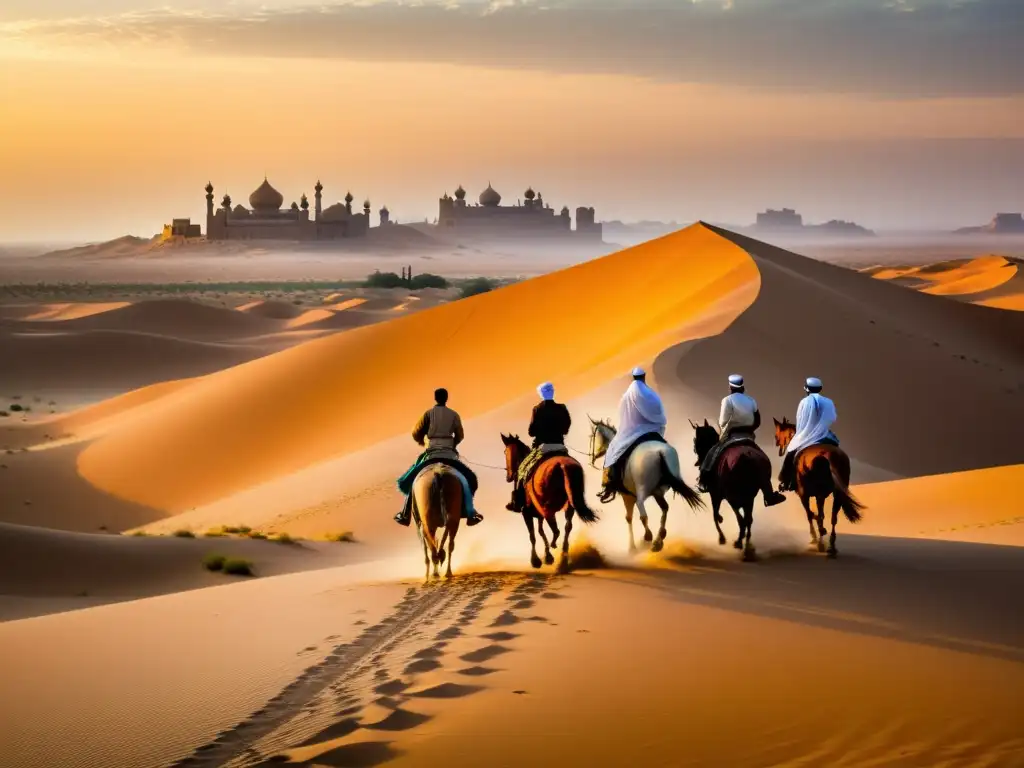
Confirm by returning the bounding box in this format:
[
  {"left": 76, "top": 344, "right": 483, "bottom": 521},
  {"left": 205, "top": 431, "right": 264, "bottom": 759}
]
[
  {"left": 643, "top": 530, "right": 653, "bottom": 543},
  {"left": 651, "top": 539, "right": 664, "bottom": 553},
  {"left": 733, "top": 540, "right": 743, "bottom": 550},
  {"left": 551, "top": 537, "right": 560, "bottom": 548},
  {"left": 530, "top": 556, "right": 542, "bottom": 569},
  {"left": 556, "top": 556, "right": 571, "bottom": 575},
  {"left": 544, "top": 552, "right": 555, "bottom": 565},
  {"left": 718, "top": 535, "right": 727, "bottom": 546},
  {"left": 742, "top": 547, "right": 757, "bottom": 562},
  {"left": 437, "top": 551, "right": 446, "bottom": 565}
]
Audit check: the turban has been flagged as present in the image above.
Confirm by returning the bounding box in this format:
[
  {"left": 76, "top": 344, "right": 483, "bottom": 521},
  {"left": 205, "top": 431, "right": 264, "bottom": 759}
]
[
  {"left": 728, "top": 374, "right": 744, "bottom": 388},
  {"left": 538, "top": 382, "right": 555, "bottom": 401},
  {"left": 805, "top": 377, "right": 823, "bottom": 392}
]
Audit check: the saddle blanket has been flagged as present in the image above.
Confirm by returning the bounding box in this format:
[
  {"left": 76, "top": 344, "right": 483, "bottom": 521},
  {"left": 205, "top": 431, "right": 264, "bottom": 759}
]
[{"left": 517, "top": 443, "right": 569, "bottom": 485}]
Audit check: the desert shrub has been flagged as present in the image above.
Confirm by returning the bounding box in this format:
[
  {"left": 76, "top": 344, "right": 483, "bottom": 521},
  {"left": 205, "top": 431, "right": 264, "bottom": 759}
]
[
  {"left": 222, "top": 558, "right": 254, "bottom": 577},
  {"left": 221, "top": 525, "right": 251, "bottom": 535},
  {"left": 327, "top": 531, "right": 356, "bottom": 543},
  {"left": 203, "top": 553, "right": 226, "bottom": 571},
  {"left": 246, "top": 531, "right": 267, "bottom": 540},
  {"left": 9, "top": 404, "right": 23, "bottom": 412},
  {"left": 129, "top": 530, "right": 148, "bottom": 536},
  {"left": 364, "top": 270, "right": 404, "bottom": 289},
  {"left": 0, "top": 411, "right": 7, "bottom": 418},
  {"left": 409, "top": 273, "right": 448, "bottom": 289},
  {"left": 459, "top": 278, "right": 496, "bottom": 299},
  {"left": 204, "top": 528, "right": 227, "bottom": 537},
  {"left": 272, "top": 532, "right": 296, "bottom": 545},
  {"left": 172, "top": 529, "right": 196, "bottom": 538}
]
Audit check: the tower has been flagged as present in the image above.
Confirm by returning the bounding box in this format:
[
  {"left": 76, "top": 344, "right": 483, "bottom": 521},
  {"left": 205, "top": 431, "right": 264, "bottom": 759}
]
[
  {"left": 380, "top": 205, "right": 390, "bottom": 226},
  {"left": 205, "top": 182, "right": 214, "bottom": 234},
  {"left": 363, "top": 199, "right": 371, "bottom": 218},
  {"left": 345, "top": 191, "right": 354, "bottom": 214},
  {"left": 314, "top": 180, "right": 323, "bottom": 221}
]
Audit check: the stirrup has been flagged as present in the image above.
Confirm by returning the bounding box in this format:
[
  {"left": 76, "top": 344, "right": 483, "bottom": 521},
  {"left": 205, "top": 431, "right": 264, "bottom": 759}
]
[{"left": 466, "top": 513, "right": 483, "bottom": 527}]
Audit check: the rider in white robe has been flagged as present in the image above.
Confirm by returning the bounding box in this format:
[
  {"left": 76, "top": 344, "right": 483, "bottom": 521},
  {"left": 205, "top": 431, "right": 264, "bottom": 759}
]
[
  {"left": 598, "top": 367, "right": 666, "bottom": 501},
  {"left": 779, "top": 377, "right": 839, "bottom": 491}
]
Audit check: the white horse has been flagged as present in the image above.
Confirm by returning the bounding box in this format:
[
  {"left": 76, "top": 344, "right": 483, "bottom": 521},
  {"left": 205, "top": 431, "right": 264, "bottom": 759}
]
[{"left": 588, "top": 417, "right": 704, "bottom": 553}]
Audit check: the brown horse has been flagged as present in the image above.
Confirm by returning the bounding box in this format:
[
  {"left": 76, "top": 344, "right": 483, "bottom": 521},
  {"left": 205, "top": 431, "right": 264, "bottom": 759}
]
[
  {"left": 773, "top": 418, "right": 865, "bottom": 557},
  {"left": 411, "top": 463, "right": 463, "bottom": 580},
  {"left": 501, "top": 434, "right": 599, "bottom": 573},
  {"left": 690, "top": 419, "right": 776, "bottom": 560}
]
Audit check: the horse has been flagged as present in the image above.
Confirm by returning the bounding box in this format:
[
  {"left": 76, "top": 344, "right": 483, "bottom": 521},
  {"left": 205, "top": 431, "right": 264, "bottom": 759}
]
[
  {"left": 500, "top": 434, "right": 599, "bottom": 573},
  {"left": 690, "top": 419, "right": 776, "bottom": 560},
  {"left": 410, "top": 463, "right": 463, "bottom": 580},
  {"left": 773, "top": 417, "right": 865, "bottom": 557},
  {"left": 587, "top": 417, "right": 704, "bottom": 554}
]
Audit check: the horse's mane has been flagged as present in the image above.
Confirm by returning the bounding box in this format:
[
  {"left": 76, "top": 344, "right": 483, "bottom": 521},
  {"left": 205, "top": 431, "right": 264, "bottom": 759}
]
[{"left": 593, "top": 417, "right": 615, "bottom": 432}]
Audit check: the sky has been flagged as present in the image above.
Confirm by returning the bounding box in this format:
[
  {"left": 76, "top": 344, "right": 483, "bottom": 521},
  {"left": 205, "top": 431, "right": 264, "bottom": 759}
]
[{"left": 1, "top": 0, "right": 1023, "bottom": 241}]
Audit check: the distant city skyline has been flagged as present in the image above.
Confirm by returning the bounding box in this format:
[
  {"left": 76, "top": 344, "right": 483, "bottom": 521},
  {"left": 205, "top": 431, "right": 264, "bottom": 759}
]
[{"left": 1, "top": 1, "right": 1022, "bottom": 241}]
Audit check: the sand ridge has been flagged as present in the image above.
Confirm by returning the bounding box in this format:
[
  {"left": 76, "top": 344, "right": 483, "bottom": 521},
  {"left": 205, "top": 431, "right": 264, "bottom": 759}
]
[{"left": 861, "top": 254, "right": 1024, "bottom": 310}]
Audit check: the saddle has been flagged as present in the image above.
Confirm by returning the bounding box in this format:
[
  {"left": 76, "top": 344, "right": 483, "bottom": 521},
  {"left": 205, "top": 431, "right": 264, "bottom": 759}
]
[
  {"left": 518, "top": 444, "right": 569, "bottom": 485},
  {"left": 619, "top": 432, "right": 667, "bottom": 469}
]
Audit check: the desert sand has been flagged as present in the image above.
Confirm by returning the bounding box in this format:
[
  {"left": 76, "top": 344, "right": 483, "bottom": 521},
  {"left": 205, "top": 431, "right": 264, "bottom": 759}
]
[
  {"left": 861, "top": 254, "right": 1024, "bottom": 312},
  {"left": 1, "top": 224, "right": 1022, "bottom": 767}
]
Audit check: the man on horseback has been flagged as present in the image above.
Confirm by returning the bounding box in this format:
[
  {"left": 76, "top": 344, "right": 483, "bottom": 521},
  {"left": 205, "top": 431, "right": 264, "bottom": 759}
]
[
  {"left": 697, "top": 374, "right": 786, "bottom": 506},
  {"left": 778, "top": 377, "right": 839, "bottom": 492},
  {"left": 597, "top": 367, "right": 667, "bottom": 503},
  {"left": 394, "top": 387, "right": 484, "bottom": 527},
  {"left": 506, "top": 382, "right": 572, "bottom": 513}
]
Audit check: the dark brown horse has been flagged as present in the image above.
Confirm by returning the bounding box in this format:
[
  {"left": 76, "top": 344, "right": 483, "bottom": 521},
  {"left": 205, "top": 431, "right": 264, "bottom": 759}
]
[
  {"left": 773, "top": 417, "right": 865, "bottom": 557},
  {"left": 501, "top": 434, "right": 599, "bottom": 573},
  {"left": 690, "top": 419, "right": 775, "bottom": 560}
]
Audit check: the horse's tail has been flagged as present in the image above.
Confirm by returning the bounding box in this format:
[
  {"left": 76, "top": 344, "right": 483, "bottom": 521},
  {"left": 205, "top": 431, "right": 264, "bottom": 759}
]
[
  {"left": 419, "top": 473, "right": 442, "bottom": 562},
  {"left": 826, "top": 458, "right": 865, "bottom": 524},
  {"left": 659, "top": 448, "right": 705, "bottom": 510},
  {"left": 563, "top": 459, "right": 599, "bottom": 524}
]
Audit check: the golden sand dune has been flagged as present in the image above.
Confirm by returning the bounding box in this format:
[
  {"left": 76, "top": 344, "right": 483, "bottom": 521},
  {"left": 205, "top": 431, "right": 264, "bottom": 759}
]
[
  {"left": 64, "top": 225, "right": 757, "bottom": 513},
  {"left": 0, "top": 521, "right": 362, "bottom": 621},
  {"left": 21, "top": 302, "right": 133, "bottom": 321},
  {"left": 325, "top": 297, "right": 368, "bottom": 311},
  {"left": 234, "top": 299, "right": 305, "bottom": 320},
  {"left": 862, "top": 254, "right": 1024, "bottom": 310},
  {"left": 666, "top": 228, "right": 1024, "bottom": 480}
]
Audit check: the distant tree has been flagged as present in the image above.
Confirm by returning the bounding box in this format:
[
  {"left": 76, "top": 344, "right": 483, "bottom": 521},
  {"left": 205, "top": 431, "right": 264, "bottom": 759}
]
[
  {"left": 459, "top": 277, "right": 496, "bottom": 299},
  {"left": 409, "top": 273, "right": 448, "bottom": 289},
  {"left": 364, "top": 270, "right": 405, "bottom": 288}
]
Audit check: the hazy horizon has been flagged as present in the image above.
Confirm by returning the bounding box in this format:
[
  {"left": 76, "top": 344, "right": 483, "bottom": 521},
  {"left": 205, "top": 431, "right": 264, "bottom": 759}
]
[{"left": 1, "top": 0, "right": 1022, "bottom": 242}]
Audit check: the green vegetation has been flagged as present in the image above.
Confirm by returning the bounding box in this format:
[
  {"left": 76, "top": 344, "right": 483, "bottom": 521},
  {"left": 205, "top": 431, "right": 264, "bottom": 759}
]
[
  {"left": 221, "top": 525, "right": 252, "bottom": 535},
  {"left": 203, "top": 553, "right": 226, "bottom": 571},
  {"left": 327, "top": 531, "right": 356, "bottom": 543},
  {"left": 246, "top": 531, "right": 268, "bottom": 540},
  {"left": 172, "top": 529, "right": 196, "bottom": 538},
  {"left": 271, "top": 532, "right": 297, "bottom": 545},
  {"left": 222, "top": 558, "right": 255, "bottom": 577},
  {"left": 458, "top": 277, "right": 497, "bottom": 299},
  {"left": 203, "top": 528, "right": 227, "bottom": 538},
  {"left": 364, "top": 270, "right": 448, "bottom": 290},
  {"left": 9, "top": 404, "right": 24, "bottom": 412},
  {"left": 0, "top": 280, "right": 362, "bottom": 300}
]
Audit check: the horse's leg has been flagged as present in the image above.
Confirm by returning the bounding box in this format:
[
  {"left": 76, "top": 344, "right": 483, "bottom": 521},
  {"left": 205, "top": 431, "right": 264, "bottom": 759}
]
[
  {"left": 421, "top": 523, "right": 431, "bottom": 583},
  {"left": 827, "top": 496, "right": 840, "bottom": 558},
  {"left": 730, "top": 502, "right": 745, "bottom": 549},
  {"left": 710, "top": 494, "right": 727, "bottom": 546},
  {"left": 651, "top": 494, "right": 669, "bottom": 553},
  {"left": 623, "top": 495, "right": 638, "bottom": 553},
  {"left": 547, "top": 516, "right": 561, "bottom": 549},
  {"left": 557, "top": 507, "right": 575, "bottom": 574},
  {"left": 536, "top": 515, "right": 555, "bottom": 566},
  {"left": 524, "top": 513, "right": 542, "bottom": 569},
  {"left": 431, "top": 525, "right": 441, "bottom": 578},
  {"left": 742, "top": 502, "right": 756, "bottom": 561},
  {"left": 815, "top": 496, "right": 827, "bottom": 553},
  {"left": 799, "top": 493, "right": 817, "bottom": 546},
  {"left": 445, "top": 522, "right": 456, "bottom": 579},
  {"left": 636, "top": 494, "right": 654, "bottom": 545}
]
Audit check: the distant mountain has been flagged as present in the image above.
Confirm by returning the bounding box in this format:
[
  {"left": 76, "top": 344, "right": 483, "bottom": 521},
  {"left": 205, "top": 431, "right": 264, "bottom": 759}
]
[{"left": 955, "top": 213, "right": 1024, "bottom": 235}]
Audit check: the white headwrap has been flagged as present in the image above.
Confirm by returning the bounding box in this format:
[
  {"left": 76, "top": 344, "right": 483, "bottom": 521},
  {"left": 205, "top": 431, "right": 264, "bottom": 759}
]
[{"left": 538, "top": 382, "right": 555, "bottom": 401}]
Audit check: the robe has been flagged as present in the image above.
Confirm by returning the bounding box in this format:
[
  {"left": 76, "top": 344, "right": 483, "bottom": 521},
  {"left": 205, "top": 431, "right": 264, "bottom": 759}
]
[
  {"left": 787, "top": 393, "right": 838, "bottom": 455},
  {"left": 603, "top": 380, "right": 667, "bottom": 468}
]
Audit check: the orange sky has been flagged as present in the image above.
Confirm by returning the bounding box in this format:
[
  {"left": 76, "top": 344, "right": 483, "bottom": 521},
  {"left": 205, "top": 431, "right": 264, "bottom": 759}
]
[{"left": 2, "top": 31, "right": 1023, "bottom": 240}]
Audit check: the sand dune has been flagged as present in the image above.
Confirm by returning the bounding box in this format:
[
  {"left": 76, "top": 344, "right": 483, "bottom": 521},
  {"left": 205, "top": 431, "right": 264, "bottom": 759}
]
[
  {"left": 862, "top": 254, "right": 1024, "bottom": 311},
  {"left": 234, "top": 299, "right": 306, "bottom": 320},
  {"left": 60, "top": 225, "right": 757, "bottom": 513},
  {"left": 0, "top": 521, "right": 364, "bottom": 621},
  {"left": 21, "top": 302, "right": 133, "bottom": 321}
]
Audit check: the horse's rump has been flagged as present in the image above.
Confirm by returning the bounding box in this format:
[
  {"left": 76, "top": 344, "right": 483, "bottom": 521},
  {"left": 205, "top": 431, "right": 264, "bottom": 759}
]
[
  {"left": 412, "top": 465, "right": 464, "bottom": 532},
  {"left": 526, "top": 454, "right": 598, "bottom": 523},
  {"left": 719, "top": 443, "right": 772, "bottom": 476}
]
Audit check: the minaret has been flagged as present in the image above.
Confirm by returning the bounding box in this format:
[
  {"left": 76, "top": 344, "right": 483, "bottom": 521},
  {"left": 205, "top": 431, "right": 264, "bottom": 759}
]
[
  {"left": 363, "top": 199, "right": 371, "bottom": 218},
  {"left": 345, "top": 191, "right": 354, "bottom": 214},
  {"left": 205, "top": 182, "right": 214, "bottom": 233},
  {"left": 314, "top": 180, "right": 323, "bottom": 221}
]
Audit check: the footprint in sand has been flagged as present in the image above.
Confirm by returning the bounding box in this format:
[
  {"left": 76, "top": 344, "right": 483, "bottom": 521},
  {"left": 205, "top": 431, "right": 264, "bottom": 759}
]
[
  {"left": 482, "top": 631, "right": 519, "bottom": 642},
  {"left": 364, "top": 708, "right": 433, "bottom": 732},
  {"left": 403, "top": 658, "right": 442, "bottom": 675},
  {"left": 435, "top": 625, "right": 462, "bottom": 640},
  {"left": 374, "top": 679, "right": 410, "bottom": 696},
  {"left": 541, "top": 591, "right": 567, "bottom": 600},
  {"left": 458, "top": 666, "right": 501, "bottom": 677},
  {"left": 409, "top": 682, "right": 483, "bottom": 699},
  {"left": 298, "top": 740, "right": 399, "bottom": 767},
  {"left": 460, "top": 645, "right": 512, "bottom": 664},
  {"left": 489, "top": 610, "right": 520, "bottom": 627},
  {"left": 509, "top": 598, "right": 535, "bottom": 610}
]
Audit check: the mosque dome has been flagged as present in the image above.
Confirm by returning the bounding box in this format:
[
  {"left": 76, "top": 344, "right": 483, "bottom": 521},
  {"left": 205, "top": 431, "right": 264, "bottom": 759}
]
[
  {"left": 345, "top": 191, "right": 354, "bottom": 204},
  {"left": 454, "top": 185, "right": 466, "bottom": 200},
  {"left": 249, "top": 178, "right": 284, "bottom": 213},
  {"left": 524, "top": 187, "right": 536, "bottom": 201},
  {"left": 479, "top": 183, "right": 502, "bottom": 207}
]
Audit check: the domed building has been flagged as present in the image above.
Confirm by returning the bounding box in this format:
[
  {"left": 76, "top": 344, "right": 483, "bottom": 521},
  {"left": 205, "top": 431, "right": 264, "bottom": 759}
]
[
  {"left": 203, "top": 178, "right": 373, "bottom": 241},
  {"left": 437, "top": 183, "right": 602, "bottom": 241}
]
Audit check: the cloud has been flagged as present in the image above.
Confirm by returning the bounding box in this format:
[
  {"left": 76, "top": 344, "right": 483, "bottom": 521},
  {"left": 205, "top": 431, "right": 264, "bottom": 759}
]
[{"left": 5, "top": 0, "right": 1024, "bottom": 97}]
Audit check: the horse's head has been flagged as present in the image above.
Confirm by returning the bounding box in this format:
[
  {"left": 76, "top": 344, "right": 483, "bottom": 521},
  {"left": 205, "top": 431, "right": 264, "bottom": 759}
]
[
  {"left": 500, "top": 432, "right": 528, "bottom": 483},
  {"left": 689, "top": 418, "right": 719, "bottom": 466},
  {"left": 772, "top": 417, "right": 795, "bottom": 456},
  {"left": 587, "top": 414, "right": 616, "bottom": 468}
]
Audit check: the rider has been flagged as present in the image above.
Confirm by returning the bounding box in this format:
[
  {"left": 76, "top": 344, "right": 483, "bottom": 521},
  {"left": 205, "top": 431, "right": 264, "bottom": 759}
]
[
  {"left": 597, "top": 366, "right": 667, "bottom": 503},
  {"left": 778, "top": 377, "right": 839, "bottom": 492},
  {"left": 697, "top": 374, "right": 786, "bottom": 506},
  {"left": 506, "top": 382, "right": 572, "bottom": 513},
  {"left": 394, "top": 387, "right": 484, "bottom": 527}
]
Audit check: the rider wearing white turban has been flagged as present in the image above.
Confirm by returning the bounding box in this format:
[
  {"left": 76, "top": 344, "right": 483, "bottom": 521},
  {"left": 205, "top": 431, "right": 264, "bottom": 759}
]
[
  {"left": 597, "top": 367, "right": 667, "bottom": 502},
  {"left": 507, "top": 381, "right": 572, "bottom": 512},
  {"left": 779, "top": 377, "right": 840, "bottom": 491}
]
